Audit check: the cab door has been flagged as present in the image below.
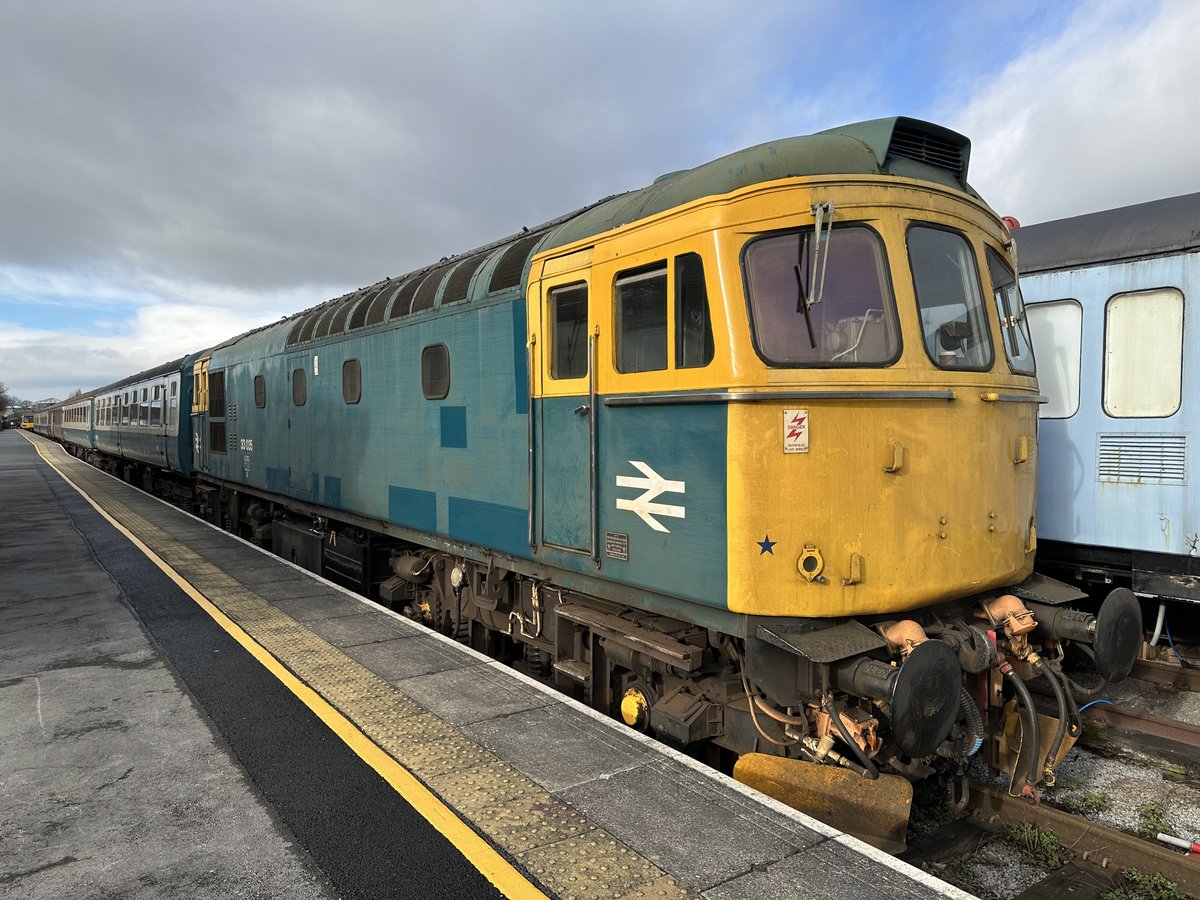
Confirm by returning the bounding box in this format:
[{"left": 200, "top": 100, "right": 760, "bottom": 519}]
[
  {"left": 533, "top": 249, "right": 595, "bottom": 555},
  {"left": 287, "top": 354, "right": 312, "bottom": 494}
]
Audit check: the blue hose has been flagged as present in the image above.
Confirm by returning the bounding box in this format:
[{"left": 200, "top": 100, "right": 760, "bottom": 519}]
[
  {"left": 1165, "top": 618, "right": 1197, "bottom": 668},
  {"left": 1078, "top": 699, "right": 1113, "bottom": 712}
]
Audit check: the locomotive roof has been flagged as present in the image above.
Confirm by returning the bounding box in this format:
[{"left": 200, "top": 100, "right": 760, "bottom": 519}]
[
  {"left": 216, "top": 116, "right": 975, "bottom": 355},
  {"left": 1016, "top": 192, "right": 1200, "bottom": 274},
  {"left": 92, "top": 355, "right": 190, "bottom": 394},
  {"left": 539, "top": 116, "right": 974, "bottom": 252}
]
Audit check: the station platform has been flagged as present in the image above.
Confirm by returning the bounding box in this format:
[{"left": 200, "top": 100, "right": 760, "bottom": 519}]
[{"left": 0, "top": 430, "right": 970, "bottom": 900}]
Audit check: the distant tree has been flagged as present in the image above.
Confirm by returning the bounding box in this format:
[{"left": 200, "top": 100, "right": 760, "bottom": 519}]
[
  {"left": 0, "top": 380, "right": 11, "bottom": 415},
  {"left": 68, "top": 388, "right": 83, "bottom": 399}
]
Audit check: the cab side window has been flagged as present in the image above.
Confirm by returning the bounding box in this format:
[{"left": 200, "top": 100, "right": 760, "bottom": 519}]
[
  {"left": 615, "top": 264, "right": 667, "bottom": 373},
  {"left": 676, "top": 253, "right": 714, "bottom": 369},
  {"left": 615, "top": 253, "right": 715, "bottom": 374}
]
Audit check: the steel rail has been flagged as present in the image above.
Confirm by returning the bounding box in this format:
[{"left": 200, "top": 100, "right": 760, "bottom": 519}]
[
  {"left": 966, "top": 781, "right": 1200, "bottom": 897},
  {"left": 1131, "top": 658, "right": 1200, "bottom": 693},
  {"left": 1080, "top": 702, "right": 1200, "bottom": 751}
]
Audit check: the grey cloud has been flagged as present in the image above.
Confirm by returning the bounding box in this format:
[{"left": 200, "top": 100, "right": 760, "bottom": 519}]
[{"left": 0, "top": 1, "right": 815, "bottom": 297}]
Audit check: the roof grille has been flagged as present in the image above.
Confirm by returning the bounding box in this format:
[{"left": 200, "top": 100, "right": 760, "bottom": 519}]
[
  {"left": 488, "top": 231, "right": 545, "bottom": 293},
  {"left": 1098, "top": 433, "right": 1187, "bottom": 484},
  {"left": 888, "top": 125, "right": 965, "bottom": 179}
]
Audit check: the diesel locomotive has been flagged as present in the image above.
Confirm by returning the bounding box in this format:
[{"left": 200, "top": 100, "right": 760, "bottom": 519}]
[{"left": 36, "top": 117, "right": 1143, "bottom": 849}]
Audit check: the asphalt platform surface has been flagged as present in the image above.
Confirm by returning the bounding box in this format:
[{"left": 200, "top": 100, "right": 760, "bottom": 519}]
[{"left": 0, "top": 429, "right": 500, "bottom": 899}]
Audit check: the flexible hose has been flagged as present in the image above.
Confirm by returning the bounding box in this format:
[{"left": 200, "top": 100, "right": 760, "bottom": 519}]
[
  {"left": 728, "top": 645, "right": 800, "bottom": 748},
  {"left": 955, "top": 687, "right": 984, "bottom": 759},
  {"left": 1033, "top": 657, "right": 1069, "bottom": 775},
  {"left": 751, "top": 695, "right": 810, "bottom": 728},
  {"left": 1056, "top": 662, "right": 1083, "bottom": 737},
  {"left": 828, "top": 699, "right": 879, "bottom": 780},
  {"left": 1002, "top": 665, "right": 1042, "bottom": 790}
]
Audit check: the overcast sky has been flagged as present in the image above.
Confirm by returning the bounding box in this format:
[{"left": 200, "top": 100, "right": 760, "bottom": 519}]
[{"left": 1, "top": 0, "right": 1196, "bottom": 402}]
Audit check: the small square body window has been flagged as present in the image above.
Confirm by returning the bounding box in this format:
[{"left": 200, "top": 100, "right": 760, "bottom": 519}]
[
  {"left": 422, "top": 345, "right": 450, "bottom": 400},
  {"left": 292, "top": 368, "right": 307, "bottom": 406},
  {"left": 343, "top": 358, "right": 362, "bottom": 404},
  {"left": 549, "top": 283, "right": 588, "bottom": 379},
  {"left": 254, "top": 375, "right": 267, "bottom": 409}
]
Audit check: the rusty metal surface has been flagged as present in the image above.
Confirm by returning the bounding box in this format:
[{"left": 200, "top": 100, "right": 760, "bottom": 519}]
[
  {"left": 1132, "top": 658, "right": 1200, "bottom": 693},
  {"left": 966, "top": 781, "right": 1200, "bottom": 897},
  {"left": 733, "top": 753, "right": 912, "bottom": 854},
  {"left": 1081, "top": 702, "right": 1200, "bottom": 751}
]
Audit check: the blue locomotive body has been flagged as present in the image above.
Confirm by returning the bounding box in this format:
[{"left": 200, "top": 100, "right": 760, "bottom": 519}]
[
  {"left": 192, "top": 241, "right": 730, "bottom": 615},
  {"left": 1018, "top": 193, "right": 1200, "bottom": 604}
]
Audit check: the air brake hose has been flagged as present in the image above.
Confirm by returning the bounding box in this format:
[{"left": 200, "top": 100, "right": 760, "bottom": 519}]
[
  {"left": 827, "top": 699, "right": 879, "bottom": 780},
  {"left": 956, "top": 687, "right": 984, "bottom": 760},
  {"left": 998, "top": 661, "right": 1042, "bottom": 790},
  {"left": 1033, "top": 657, "right": 1070, "bottom": 779}
]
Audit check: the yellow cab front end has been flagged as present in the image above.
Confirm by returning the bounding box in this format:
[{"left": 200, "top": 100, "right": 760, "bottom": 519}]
[{"left": 714, "top": 176, "right": 1039, "bottom": 619}]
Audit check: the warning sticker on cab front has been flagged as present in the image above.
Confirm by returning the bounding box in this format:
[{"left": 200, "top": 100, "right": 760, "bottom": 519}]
[{"left": 783, "top": 409, "right": 809, "bottom": 453}]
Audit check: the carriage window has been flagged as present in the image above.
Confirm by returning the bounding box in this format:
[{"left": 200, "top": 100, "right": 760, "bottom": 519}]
[
  {"left": 1104, "top": 288, "right": 1183, "bottom": 418},
  {"left": 616, "top": 264, "right": 667, "bottom": 373},
  {"left": 986, "top": 248, "right": 1035, "bottom": 375},
  {"left": 744, "top": 225, "right": 899, "bottom": 366},
  {"left": 254, "top": 375, "right": 267, "bottom": 409},
  {"left": 292, "top": 368, "right": 307, "bottom": 406},
  {"left": 140, "top": 388, "right": 149, "bottom": 425},
  {"left": 549, "top": 283, "right": 588, "bottom": 379},
  {"left": 421, "top": 344, "right": 450, "bottom": 400},
  {"left": 677, "top": 253, "right": 714, "bottom": 369},
  {"left": 150, "top": 385, "right": 161, "bottom": 426},
  {"left": 343, "top": 358, "right": 362, "bottom": 404},
  {"left": 1027, "top": 300, "right": 1082, "bottom": 419},
  {"left": 908, "top": 225, "right": 993, "bottom": 370}
]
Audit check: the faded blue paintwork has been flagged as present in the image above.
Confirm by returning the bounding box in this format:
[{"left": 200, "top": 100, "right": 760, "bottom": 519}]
[
  {"left": 201, "top": 290, "right": 531, "bottom": 550},
  {"left": 1022, "top": 254, "right": 1198, "bottom": 556},
  {"left": 533, "top": 396, "right": 729, "bottom": 609}
]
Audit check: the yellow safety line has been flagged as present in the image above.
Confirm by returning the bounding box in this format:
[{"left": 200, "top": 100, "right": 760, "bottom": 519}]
[{"left": 25, "top": 436, "right": 548, "bottom": 900}]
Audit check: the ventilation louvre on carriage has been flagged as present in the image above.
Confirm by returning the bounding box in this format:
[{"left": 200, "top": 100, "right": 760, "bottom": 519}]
[
  {"left": 1097, "top": 433, "right": 1187, "bottom": 484},
  {"left": 888, "top": 124, "right": 966, "bottom": 181},
  {"left": 442, "top": 252, "right": 488, "bottom": 304},
  {"left": 488, "top": 231, "right": 545, "bottom": 293}
]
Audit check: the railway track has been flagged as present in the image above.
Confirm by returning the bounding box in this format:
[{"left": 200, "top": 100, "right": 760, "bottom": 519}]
[
  {"left": 967, "top": 782, "right": 1199, "bottom": 897},
  {"left": 904, "top": 780, "right": 1200, "bottom": 899},
  {"left": 1132, "top": 658, "right": 1200, "bottom": 693},
  {"left": 1080, "top": 700, "right": 1200, "bottom": 753}
]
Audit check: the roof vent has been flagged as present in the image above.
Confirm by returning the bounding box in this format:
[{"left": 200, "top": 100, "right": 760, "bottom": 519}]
[{"left": 887, "top": 123, "right": 966, "bottom": 181}]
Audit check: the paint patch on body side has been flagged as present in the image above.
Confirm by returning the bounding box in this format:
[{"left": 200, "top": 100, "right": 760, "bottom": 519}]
[
  {"left": 448, "top": 497, "right": 528, "bottom": 557},
  {"left": 389, "top": 486, "right": 438, "bottom": 532},
  {"left": 440, "top": 406, "right": 468, "bottom": 448},
  {"left": 324, "top": 475, "right": 342, "bottom": 508}
]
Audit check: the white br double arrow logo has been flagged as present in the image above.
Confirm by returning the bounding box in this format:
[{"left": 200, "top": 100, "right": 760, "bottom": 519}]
[{"left": 615, "top": 461, "right": 686, "bottom": 533}]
